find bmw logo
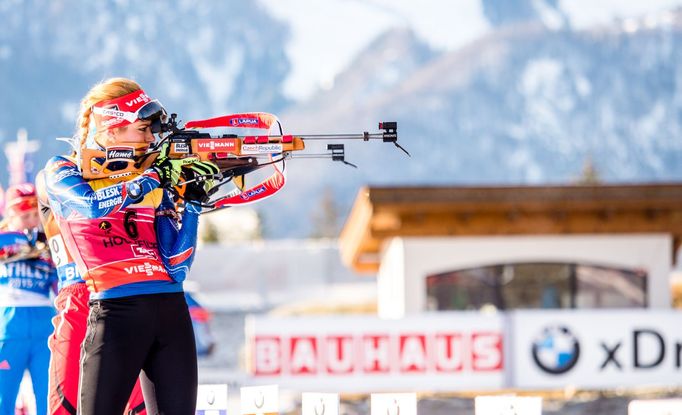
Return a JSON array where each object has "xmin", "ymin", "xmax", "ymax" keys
[
  {"xmin": 127, "ymin": 182, "xmax": 143, "ymax": 200},
  {"xmin": 532, "ymin": 325, "xmax": 580, "ymax": 374}
]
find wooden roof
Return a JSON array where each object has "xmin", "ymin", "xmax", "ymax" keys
[{"xmin": 339, "ymin": 183, "xmax": 682, "ymax": 273}]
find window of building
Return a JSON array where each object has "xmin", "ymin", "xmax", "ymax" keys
[{"xmin": 425, "ymin": 262, "xmax": 647, "ymax": 311}]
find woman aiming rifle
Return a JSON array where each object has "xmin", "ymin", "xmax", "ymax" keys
[
  {"xmin": 43, "ymin": 78, "xmax": 217, "ymax": 415},
  {"xmin": 36, "ymin": 170, "xmax": 147, "ymax": 415}
]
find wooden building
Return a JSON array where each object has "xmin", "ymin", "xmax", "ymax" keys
[{"xmin": 339, "ymin": 183, "xmax": 682, "ymax": 317}]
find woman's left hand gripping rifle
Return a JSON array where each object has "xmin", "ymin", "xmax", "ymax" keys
[{"xmin": 153, "ymin": 142, "xmax": 220, "ymax": 282}]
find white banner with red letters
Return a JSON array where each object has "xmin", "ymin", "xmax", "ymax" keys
[
  {"xmin": 245, "ymin": 312, "xmax": 504, "ymax": 392},
  {"xmin": 246, "ymin": 310, "xmax": 682, "ymax": 392}
]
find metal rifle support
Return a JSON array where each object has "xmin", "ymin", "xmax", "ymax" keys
[
  {"xmin": 379, "ymin": 121, "xmax": 409, "ymax": 156},
  {"xmin": 327, "ymin": 144, "xmax": 357, "ymax": 168},
  {"xmin": 295, "ymin": 121, "xmax": 407, "ymax": 166}
]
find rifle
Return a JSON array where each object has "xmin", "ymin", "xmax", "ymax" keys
[{"xmin": 81, "ymin": 112, "xmax": 406, "ymax": 210}]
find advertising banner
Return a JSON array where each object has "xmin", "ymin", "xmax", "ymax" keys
[
  {"xmin": 510, "ymin": 310, "xmax": 682, "ymax": 389},
  {"xmin": 246, "ymin": 312, "xmax": 505, "ymax": 392},
  {"xmin": 247, "ymin": 310, "xmax": 682, "ymax": 391}
]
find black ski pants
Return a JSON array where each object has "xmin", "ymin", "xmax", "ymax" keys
[{"xmin": 78, "ymin": 292, "xmax": 197, "ymax": 415}]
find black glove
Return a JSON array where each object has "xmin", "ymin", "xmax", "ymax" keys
[
  {"xmin": 183, "ymin": 181, "xmax": 211, "ymax": 204},
  {"xmin": 182, "ymin": 163, "xmax": 220, "ymax": 204}
]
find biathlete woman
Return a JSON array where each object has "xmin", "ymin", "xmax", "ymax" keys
[
  {"xmin": 43, "ymin": 78, "xmax": 217, "ymax": 415},
  {"xmin": 0, "ymin": 184, "xmax": 57, "ymax": 415},
  {"xmin": 35, "ymin": 171, "xmax": 147, "ymax": 415}
]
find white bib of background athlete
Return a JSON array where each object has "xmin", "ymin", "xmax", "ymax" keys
[{"xmin": 48, "ymin": 235, "xmax": 69, "ymax": 267}]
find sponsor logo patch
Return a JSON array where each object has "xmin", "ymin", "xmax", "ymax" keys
[
  {"xmin": 196, "ymin": 139, "xmax": 237, "ymax": 152},
  {"xmin": 127, "ymin": 182, "xmax": 143, "ymax": 199},
  {"xmin": 124, "ymin": 262, "xmax": 167, "ymax": 277},
  {"xmin": 131, "ymin": 245, "xmax": 158, "ymax": 260},
  {"xmin": 99, "ymin": 221, "xmax": 112, "ymax": 233},
  {"xmin": 173, "ymin": 142, "xmax": 190, "ymax": 153},
  {"xmin": 125, "ymin": 93, "xmax": 151, "ymax": 107},
  {"xmin": 240, "ymin": 185, "xmax": 267, "ymax": 201},
  {"xmin": 94, "ymin": 187, "xmax": 121, "ymax": 201},
  {"xmin": 98, "ymin": 107, "xmax": 125, "ymax": 118},
  {"xmin": 52, "ymin": 168, "xmax": 80, "ymax": 182},
  {"xmin": 229, "ymin": 117, "xmax": 259, "ymax": 126},
  {"xmin": 241, "ymin": 144, "xmax": 283, "ymax": 155},
  {"xmin": 98, "ymin": 196, "xmax": 122, "ymax": 209},
  {"xmin": 106, "ymin": 147, "xmax": 135, "ymax": 160}
]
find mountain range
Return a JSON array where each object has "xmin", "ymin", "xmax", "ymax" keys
[{"xmin": 1, "ymin": 1, "xmax": 681, "ymax": 237}]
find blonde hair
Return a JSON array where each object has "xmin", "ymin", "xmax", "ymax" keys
[{"xmin": 76, "ymin": 77, "xmax": 142, "ymax": 149}]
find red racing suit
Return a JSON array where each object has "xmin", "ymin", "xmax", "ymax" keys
[
  {"xmin": 37, "ymin": 169, "xmax": 147, "ymax": 415},
  {"xmin": 43, "ymin": 155, "xmax": 198, "ymax": 299},
  {"xmin": 43, "ymin": 153, "xmax": 200, "ymax": 415}
]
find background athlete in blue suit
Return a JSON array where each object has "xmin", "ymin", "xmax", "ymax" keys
[{"xmin": 0, "ymin": 184, "xmax": 57, "ymax": 415}]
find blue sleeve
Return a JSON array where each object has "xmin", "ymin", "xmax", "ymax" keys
[
  {"xmin": 0, "ymin": 231, "xmax": 32, "ymax": 262},
  {"xmin": 44, "ymin": 156, "xmax": 162, "ymax": 219},
  {"xmin": 155, "ymin": 191, "xmax": 202, "ymax": 282},
  {"xmin": 184, "ymin": 292, "xmax": 200, "ymax": 307}
]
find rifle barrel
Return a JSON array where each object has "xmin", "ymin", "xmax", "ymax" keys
[
  {"xmin": 296, "ymin": 133, "xmax": 384, "ymax": 140},
  {"xmin": 290, "ymin": 154, "xmax": 334, "ymax": 158}
]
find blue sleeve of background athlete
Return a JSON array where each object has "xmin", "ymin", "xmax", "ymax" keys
[
  {"xmin": 44, "ymin": 156, "xmax": 162, "ymax": 219},
  {"xmin": 0, "ymin": 232, "xmax": 29, "ymax": 250},
  {"xmin": 0, "ymin": 231, "xmax": 32, "ymax": 262},
  {"xmin": 155, "ymin": 191, "xmax": 201, "ymax": 282}
]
